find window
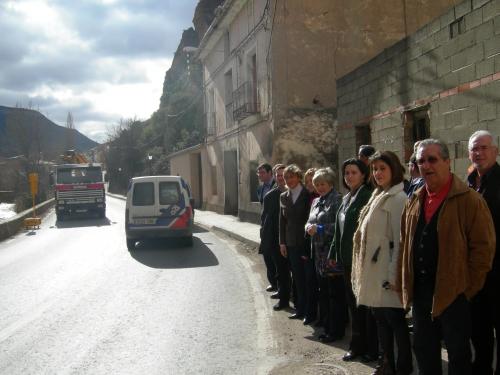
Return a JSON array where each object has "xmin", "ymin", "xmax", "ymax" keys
[
  {"xmin": 355, "ymin": 124, "xmax": 372, "ymax": 150},
  {"xmin": 450, "ymin": 17, "xmax": 465, "ymax": 39},
  {"xmin": 211, "ymin": 166, "xmax": 218, "ymax": 195},
  {"xmin": 249, "ymin": 160, "xmax": 259, "ymax": 202},
  {"xmin": 159, "ymin": 181, "xmax": 181, "ymax": 205},
  {"xmin": 224, "ymin": 70, "xmax": 233, "ymax": 128},
  {"xmin": 224, "ymin": 31, "xmax": 230, "ymax": 59},
  {"xmin": 207, "ymin": 88, "xmax": 216, "ymax": 135},
  {"xmin": 133, "ymin": 182, "xmax": 154, "ymax": 206},
  {"xmin": 404, "ymin": 108, "xmax": 430, "ymax": 162}
]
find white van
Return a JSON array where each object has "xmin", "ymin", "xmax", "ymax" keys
[{"xmin": 125, "ymin": 176, "xmax": 194, "ymax": 250}]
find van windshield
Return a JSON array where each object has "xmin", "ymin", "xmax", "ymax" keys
[
  {"xmin": 159, "ymin": 182, "xmax": 181, "ymax": 205},
  {"xmin": 132, "ymin": 182, "xmax": 154, "ymax": 206}
]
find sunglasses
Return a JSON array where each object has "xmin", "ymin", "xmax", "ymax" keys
[{"xmin": 416, "ymin": 156, "xmax": 440, "ymax": 165}]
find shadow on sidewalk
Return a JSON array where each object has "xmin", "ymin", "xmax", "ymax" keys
[{"xmin": 128, "ymin": 236, "xmax": 219, "ymax": 269}]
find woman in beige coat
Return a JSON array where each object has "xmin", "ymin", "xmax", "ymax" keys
[{"xmin": 352, "ymin": 151, "xmax": 412, "ymax": 375}]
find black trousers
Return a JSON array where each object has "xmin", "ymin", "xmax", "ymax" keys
[
  {"xmin": 288, "ymin": 247, "xmax": 306, "ymax": 316},
  {"xmin": 344, "ymin": 271, "xmax": 378, "ymax": 356},
  {"xmin": 471, "ymin": 276, "xmax": 499, "ymax": 375},
  {"xmin": 303, "ymin": 257, "xmax": 318, "ymax": 320},
  {"xmin": 262, "ymin": 252, "xmax": 277, "ymax": 288},
  {"xmin": 319, "ymin": 275, "xmax": 347, "ymax": 338},
  {"xmin": 413, "ymin": 289, "xmax": 472, "ymax": 375},
  {"xmin": 270, "ymin": 246, "xmax": 291, "ymax": 304},
  {"xmin": 372, "ymin": 307, "xmax": 413, "ymax": 374}
]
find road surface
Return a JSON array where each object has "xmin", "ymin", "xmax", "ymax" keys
[{"xmin": 0, "ymin": 196, "xmax": 278, "ymax": 374}]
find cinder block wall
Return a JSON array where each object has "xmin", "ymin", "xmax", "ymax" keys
[{"xmin": 337, "ymin": 0, "xmax": 500, "ymax": 183}]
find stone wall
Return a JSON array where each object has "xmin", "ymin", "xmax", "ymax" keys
[
  {"xmin": 337, "ymin": 0, "xmax": 500, "ymax": 181},
  {"xmin": 273, "ymin": 109, "xmax": 339, "ymax": 186}
]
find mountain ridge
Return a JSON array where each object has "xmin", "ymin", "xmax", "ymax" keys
[{"xmin": 0, "ymin": 105, "xmax": 98, "ymax": 161}]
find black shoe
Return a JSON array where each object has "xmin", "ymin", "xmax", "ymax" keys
[
  {"xmin": 361, "ymin": 354, "xmax": 378, "ymax": 363},
  {"xmin": 318, "ymin": 333, "xmax": 338, "ymax": 343},
  {"xmin": 303, "ymin": 317, "xmax": 316, "ymax": 325},
  {"xmin": 266, "ymin": 285, "xmax": 277, "ymax": 292},
  {"xmin": 288, "ymin": 313, "xmax": 304, "ymax": 320},
  {"xmin": 273, "ymin": 302, "xmax": 288, "ymax": 311},
  {"xmin": 342, "ymin": 351, "xmax": 359, "ymax": 362},
  {"xmin": 270, "ymin": 292, "xmax": 280, "ymax": 299}
]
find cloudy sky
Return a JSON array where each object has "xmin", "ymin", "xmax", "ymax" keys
[{"xmin": 0, "ymin": 0, "xmax": 199, "ymax": 143}]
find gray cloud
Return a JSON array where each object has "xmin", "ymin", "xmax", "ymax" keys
[{"xmin": 0, "ymin": 0, "xmax": 198, "ymax": 143}]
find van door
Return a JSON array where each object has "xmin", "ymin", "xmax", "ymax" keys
[
  {"xmin": 130, "ymin": 181, "xmax": 156, "ymax": 224},
  {"xmin": 156, "ymin": 180, "xmax": 185, "ymax": 226}
]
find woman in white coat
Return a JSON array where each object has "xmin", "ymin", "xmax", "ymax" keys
[{"xmin": 352, "ymin": 151, "xmax": 412, "ymax": 375}]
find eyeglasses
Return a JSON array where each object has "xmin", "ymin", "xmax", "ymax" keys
[
  {"xmin": 416, "ymin": 156, "xmax": 440, "ymax": 165},
  {"xmin": 469, "ymin": 145, "xmax": 491, "ymax": 153}
]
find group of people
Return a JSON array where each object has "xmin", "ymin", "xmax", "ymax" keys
[{"xmin": 257, "ymin": 130, "xmax": 498, "ymax": 375}]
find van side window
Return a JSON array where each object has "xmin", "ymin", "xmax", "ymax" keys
[
  {"xmin": 133, "ymin": 182, "xmax": 155, "ymax": 206},
  {"xmin": 159, "ymin": 182, "xmax": 181, "ymax": 205}
]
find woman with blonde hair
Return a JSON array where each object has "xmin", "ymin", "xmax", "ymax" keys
[{"xmin": 351, "ymin": 151, "xmax": 412, "ymax": 375}]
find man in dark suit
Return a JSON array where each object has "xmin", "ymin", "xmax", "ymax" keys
[
  {"xmin": 257, "ymin": 162, "xmax": 277, "ymax": 292},
  {"xmin": 279, "ymin": 164, "xmax": 311, "ymax": 319},
  {"xmin": 467, "ymin": 130, "xmax": 500, "ymax": 375},
  {"xmin": 257, "ymin": 163, "xmax": 275, "ymax": 204},
  {"xmin": 260, "ymin": 164, "xmax": 290, "ymax": 309}
]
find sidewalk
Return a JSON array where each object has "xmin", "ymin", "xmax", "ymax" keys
[{"xmin": 194, "ymin": 209, "xmax": 260, "ymax": 249}]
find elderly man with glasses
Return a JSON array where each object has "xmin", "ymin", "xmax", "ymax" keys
[
  {"xmin": 397, "ymin": 138, "xmax": 496, "ymax": 375},
  {"xmin": 467, "ymin": 130, "xmax": 500, "ymax": 375}
]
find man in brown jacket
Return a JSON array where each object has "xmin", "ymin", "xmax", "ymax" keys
[{"xmin": 397, "ymin": 138, "xmax": 496, "ymax": 375}]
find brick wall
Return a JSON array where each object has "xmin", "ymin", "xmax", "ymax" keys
[{"xmin": 336, "ymin": 0, "xmax": 500, "ymax": 181}]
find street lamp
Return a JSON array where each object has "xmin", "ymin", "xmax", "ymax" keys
[{"xmin": 148, "ymin": 155, "xmax": 152, "ymax": 176}]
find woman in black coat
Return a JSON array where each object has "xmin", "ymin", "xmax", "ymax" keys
[{"xmin": 328, "ymin": 159, "xmax": 378, "ymax": 363}]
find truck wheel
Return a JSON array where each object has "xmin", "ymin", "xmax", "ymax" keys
[
  {"xmin": 99, "ymin": 209, "xmax": 106, "ymax": 219},
  {"xmin": 126, "ymin": 239, "xmax": 136, "ymax": 251}
]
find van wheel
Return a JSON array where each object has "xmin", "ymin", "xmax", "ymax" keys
[
  {"xmin": 126, "ymin": 238, "xmax": 136, "ymax": 251},
  {"xmin": 182, "ymin": 236, "xmax": 193, "ymax": 247}
]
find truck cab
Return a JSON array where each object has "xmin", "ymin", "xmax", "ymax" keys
[{"xmin": 54, "ymin": 164, "xmax": 106, "ymax": 220}]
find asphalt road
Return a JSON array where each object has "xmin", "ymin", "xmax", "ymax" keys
[{"xmin": 0, "ymin": 196, "xmax": 277, "ymax": 374}]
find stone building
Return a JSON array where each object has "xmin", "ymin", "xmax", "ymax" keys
[
  {"xmin": 169, "ymin": 0, "xmax": 463, "ymax": 222},
  {"xmin": 336, "ymin": 0, "xmax": 500, "ymax": 183}
]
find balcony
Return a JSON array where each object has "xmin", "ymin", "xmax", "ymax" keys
[
  {"xmin": 206, "ymin": 112, "xmax": 216, "ymax": 136},
  {"xmin": 232, "ymin": 81, "xmax": 259, "ymax": 121}
]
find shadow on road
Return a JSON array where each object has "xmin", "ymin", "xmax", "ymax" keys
[
  {"xmin": 53, "ymin": 216, "xmax": 112, "ymax": 229},
  {"xmin": 128, "ymin": 236, "xmax": 219, "ymax": 269},
  {"xmin": 192, "ymin": 224, "xmax": 209, "ymax": 233}
]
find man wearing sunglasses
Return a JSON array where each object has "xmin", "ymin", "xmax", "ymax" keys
[
  {"xmin": 397, "ymin": 138, "xmax": 496, "ymax": 375},
  {"xmin": 467, "ymin": 130, "xmax": 500, "ymax": 375}
]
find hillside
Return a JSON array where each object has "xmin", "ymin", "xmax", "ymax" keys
[{"xmin": 0, "ymin": 106, "xmax": 98, "ymax": 161}]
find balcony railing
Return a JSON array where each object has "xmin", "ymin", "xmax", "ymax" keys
[
  {"xmin": 225, "ymin": 102, "xmax": 234, "ymax": 128},
  {"xmin": 206, "ymin": 112, "xmax": 216, "ymax": 136},
  {"xmin": 232, "ymin": 81, "xmax": 259, "ymax": 121}
]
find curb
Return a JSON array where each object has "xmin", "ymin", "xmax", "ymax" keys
[
  {"xmin": 106, "ymin": 192, "xmax": 126, "ymax": 201},
  {"xmin": 195, "ymin": 221, "xmax": 260, "ymax": 249},
  {"xmin": 0, "ymin": 198, "xmax": 55, "ymax": 241}
]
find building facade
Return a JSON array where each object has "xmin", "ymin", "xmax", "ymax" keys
[
  {"xmin": 336, "ymin": 0, "xmax": 500, "ymax": 183},
  {"xmin": 172, "ymin": 0, "xmax": 464, "ymax": 222}
]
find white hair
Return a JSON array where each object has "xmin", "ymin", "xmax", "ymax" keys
[{"xmin": 469, "ymin": 130, "xmax": 497, "ymax": 150}]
